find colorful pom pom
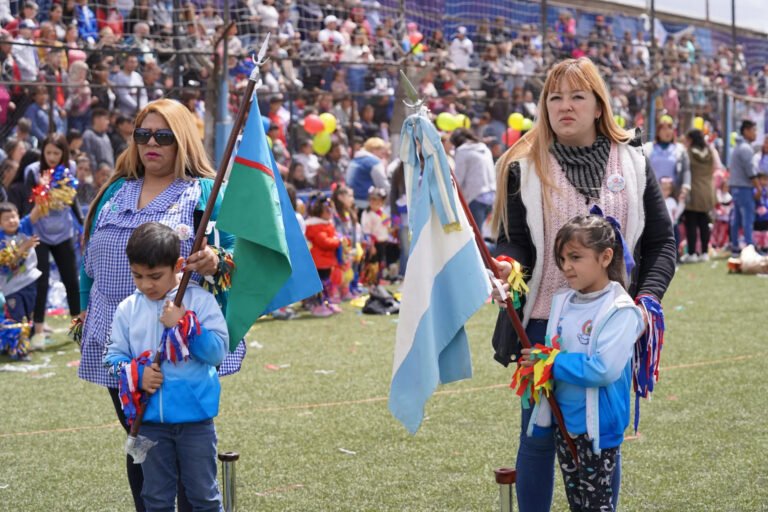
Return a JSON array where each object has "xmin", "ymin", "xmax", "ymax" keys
[
  {"xmin": 510, "ymin": 335, "xmax": 561, "ymax": 408},
  {"xmin": 30, "ymin": 164, "xmax": 79, "ymax": 216},
  {"xmin": 633, "ymin": 295, "xmax": 665, "ymax": 433},
  {"xmin": 496, "ymin": 255, "xmax": 529, "ymax": 309},
  {"xmin": 200, "ymin": 246, "xmax": 235, "ymax": 297},
  {"xmin": 0, "ymin": 319, "xmax": 31, "ymax": 359},
  {"xmin": 118, "ymin": 350, "xmax": 152, "ymax": 426},
  {"xmin": 159, "ymin": 310, "xmax": 200, "ymax": 363},
  {"xmin": 68, "ymin": 317, "xmax": 83, "ymax": 347}
]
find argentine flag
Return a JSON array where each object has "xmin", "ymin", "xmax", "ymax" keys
[{"xmin": 388, "ymin": 114, "xmax": 492, "ymax": 434}]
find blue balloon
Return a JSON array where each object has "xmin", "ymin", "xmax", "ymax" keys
[{"xmin": 262, "ymin": 117, "xmax": 271, "ymax": 133}]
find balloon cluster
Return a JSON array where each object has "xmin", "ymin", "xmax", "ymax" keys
[
  {"xmin": 303, "ymin": 113, "xmax": 338, "ymax": 156},
  {"xmin": 31, "ymin": 164, "xmax": 79, "ymax": 216},
  {"xmin": 503, "ymin": 113, "xmax": 533, "ymax": 146},
  {"xmin": 435, "ymin": 112, "xmax": 471, "ymax": 132}
]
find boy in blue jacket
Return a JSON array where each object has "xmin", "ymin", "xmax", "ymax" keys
[{"xmin": 104, "ymin": 222, "xmax": 227, "ymax": 511}]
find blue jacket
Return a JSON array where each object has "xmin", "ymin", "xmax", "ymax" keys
[
  {"xmin": 347, "ymin": 153, "xmax": 380, "ymax": 201},
  {"xmin": 529, "ymin": 282, "xmax": 643, "ymax": 453},
  {"xmin": 103, "ymin": 283, "xmax": 228, "ymax": 424}
]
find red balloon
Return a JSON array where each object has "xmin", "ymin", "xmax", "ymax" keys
[
  {"xmin": 409, "ymin": 32, "xmax": 423, "ymax": 46},
  {"xmin": 303, "ymin": 114, "xmax": 325, "ymax": 135},
  {"xmin": 504, "ymin": 128, "xmax": 521, "ymax": 146}
]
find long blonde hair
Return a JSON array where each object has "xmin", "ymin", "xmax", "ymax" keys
[
  {"xmin": 84, "ymin": 99, "xmax": 216, "ymax": 240},
  {"xmin": 491, "ymin": 58, "xmax": 633, "ymax": 240}
]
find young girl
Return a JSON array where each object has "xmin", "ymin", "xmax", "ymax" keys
[
  {"xmin": 360, "ymin": 187, "xmax": 393, "ymax": 286},
  {"xmin": 332, "ymin": 185, "xmax": 363, "ymax": 301},
  {"xmin": 522, "ymin": 213, "xmax": 643, "ymax": 512},
  {"xmin": 304, "ymin": 194, "xmax": 342, "ymax": 317}
]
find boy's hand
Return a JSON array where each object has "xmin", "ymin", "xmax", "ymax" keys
[
  {"xmin": 141, "ymin": 362, "xmax": 163, "ymax": 394},
  {"xmin": 160, "ymin": 300, "xmax": 185, "ymax": 328},
  {"xmin": 519, "ymin": 348, "xmax": 535, "ymax": 368},
  {"xmin": 19, "ymin": 235, "xmax": 40, "ymax": 253}
]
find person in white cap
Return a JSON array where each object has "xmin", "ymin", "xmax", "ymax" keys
[
  {"xmin": 319, "ymin": 14, "xmax": 344, "ymax": 47},
  {"xmin": 449, "ymin": 25, "xmax": 473, "ymax": 70}
]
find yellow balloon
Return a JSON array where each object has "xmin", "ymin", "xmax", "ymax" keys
[
  {"xmin": 693, "ymin": 116, "xmax": 704, "ymax": 130},
  {"xmin": 436, "ymin": 112, "xmax": 457, "ymax": 132},
  {"xmin": 319, "ymin": 112, "xmax": 337, "ymax": 134},
  {"xmin": 613, "ymin": 115, "xmax": 626, "ymax": 128},
  {"xmin": 454, "ymin": 113, "xmax": 470, "ymax": 129},
  {"xmin": 312, "ymin": 132, "xmax": 332, "ymax": 156},
  {"xmin": 267, "ymin": 135, "xmax": 273, "ymax": 148},
  {"xmin": 730, "ymin": 131, "xmax": 738, "ymax": 147},
  {"xmin": 659, "ymin": 114, "xmax": 674, "ymax": 126},
  {"xmin": 508, "ymin": 112, "xmax": 524, "ymax": 131},
  {"xmin": 522, "ymin": 118, "xmax": 533, "ymax": 132}
]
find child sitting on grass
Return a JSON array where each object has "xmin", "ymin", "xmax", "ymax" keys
[
  {"xmin": 0, "ymin": 202, "xmax": 41, "ymax": 359},
  {"xmin": 103, "ymin": 222, "xmax": 227, "ymax": 510}
]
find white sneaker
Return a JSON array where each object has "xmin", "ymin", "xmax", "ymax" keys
[
  {"xmin": 680, "ymin": 254, "xmax": 699, "ymax": 263},
  {"xmin": 699, "ymin": 253, "xmax": 710, "ymax": 262},
  {"xmin": 29, "ymin": 333, "xmax": 47, "ymax": 351}
]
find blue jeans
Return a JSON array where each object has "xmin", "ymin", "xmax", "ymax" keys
[
  {"xmin": 140, "ymin": 420, "xmax": 222, "ymax": 512},
  {"xmin": 4, "ymin": 281, "xmax": 36, "ymax": 322},
  {"xmin": 468, "ymin": 200, "xmax": 493, "ymax": 230},
  {"xmin": 516, "ymin": 320, "xmax": 622, "ymax": 511},
  {"xmin": 730, "ymin": 186, "xmax": 756, "ymax": 252}
]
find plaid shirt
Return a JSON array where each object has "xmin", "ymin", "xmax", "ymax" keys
[{"xmin": 78, "ymin": 178, "xmax": 245, "ymax": 388}]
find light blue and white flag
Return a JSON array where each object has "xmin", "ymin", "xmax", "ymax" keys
[{"xmin": 388, "ymin": 114, "xmax": 492, "ymax": 434}]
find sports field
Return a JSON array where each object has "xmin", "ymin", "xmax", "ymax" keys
[{"xmin": 1, "ymin": 261, "xmax": 766, "ymax": 511}]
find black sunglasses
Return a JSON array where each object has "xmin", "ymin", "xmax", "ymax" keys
[{"xmin": 133, "ymin": 128, "xmax": 176, "ymax": 146}]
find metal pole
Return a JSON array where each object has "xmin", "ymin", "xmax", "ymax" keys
[
  {"xmin": 725, "ymin": 94, "xmax": 733, "ymax": 166},
  {"xmin": 541, "ymin": 0, "xmax": 547, "ymax": 65},
  {"xmin": 173, "ymin": 0, "xmax": 182, "ymax": 90},
  {"xmin": 494, "ymin": 468, "xmax": 516, "ymax": 512},
  {"xmin": 215, "ymin": 2, "xmax": 232, "ymax": 166},
  {"xmin": 731, "ymin": 0, "xmax": 737, "ymax": 56},
  {"xmin": 47, "ymin": 85, "xmax": 54, "ymax": 134},
  {"xmin": 218, "ymin": 451, "xmax": 240, "ymax": 512},
  {"xmin": 650, "ymin": 0, "xmax": 656, "ymax": 72}
]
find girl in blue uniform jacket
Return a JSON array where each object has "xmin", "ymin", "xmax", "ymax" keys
[{"xmin": 522, "ymin": 213, "xmax": 643, "ymax": 512}]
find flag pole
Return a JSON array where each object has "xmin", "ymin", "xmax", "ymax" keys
[
  {"xmin": 398, "ymin": 70, "xmax": 579, "ymax": 464},
  {"xmin": 126, "ymin": 34, "xmax": 272, "ymax": 449}
]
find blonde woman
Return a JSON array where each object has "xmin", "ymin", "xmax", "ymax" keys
[
  {"xmin": 78, "ymin": 99, "xmax": 245, "ymax": 512},
  {"xmin": 490, "ymin": 58, "xmax": 676, "ymax": 512}
]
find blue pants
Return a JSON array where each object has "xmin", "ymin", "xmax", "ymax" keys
[
  {"xmin": 140, "ymin": 420, "xmax": 222, "ymax": 512},
  {"xmin": 468, "ymin": 200, "xmax": 493, "ymax": 231},
  {"xmin": 516, "ymin": 320, "xmax": 622, "ymax": 512},
  {"xmin": 4, "ymin": 282, "xmax": 36, "ymax": 322},
  {"xmin": 730, "ymin": 186, "xmax": 756, "ymax": 252}
]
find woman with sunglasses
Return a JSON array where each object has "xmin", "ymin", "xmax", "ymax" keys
[
  {"xmin": 16, "ymin": 133, "xmax": 84, "ymax": 349},
  {"xmin": 77, "ymin": 99, "xmax": 246, "ymax": 512}
]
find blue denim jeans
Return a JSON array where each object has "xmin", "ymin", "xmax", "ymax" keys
[
  {"xmin": 468, "ymin": 200, "xmax": 493, "ymax": 231},
  {"xmin": 730, "ymin": 186, "xmax": 756, "ymax": 252},
  {"xmin": 516, "ymin": 320, "xmax": 622, "ymax": 511},
  {"xmin": 140, "ymin": 419, "xmax": 222, "ymax": 512}
]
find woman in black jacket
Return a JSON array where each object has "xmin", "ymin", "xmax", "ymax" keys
[{"xmin": 490, "ymin": 58, "xmax": 676, "ymax": 512}]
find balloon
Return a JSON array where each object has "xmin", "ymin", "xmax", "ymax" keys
[
  {"xmin": 613, "ymin": 115, "xmax": 626, "ymax": 128},
  {"xmin": 730, "ymin": 131, "xmax": 737, "ymax": 147},
  {"xmin": 659, "ymin": 114, "xmax": 674, "ymax": 126},
  {"xmin": 504, "ymin": 127, "xmax": 521, "ymax": 146},
  {"xmin": 303, "ymin": 114, "xmax": 324, "ymax": 135},
  {"xmin": 454, "ymin": 113, "xmax": 470, "ymax": 129},
  {"xmin": 508, "ymin": 112, "xmax": 524, "ymax": 131},
  {"xmin": 693, "ymin": 116, "xmax": 704, "ymax": 130},
  {"xmin": 319, "ymin": 112, "xmax": 337, "ymax": 134},
  {"xmin": 312, "ymin": 132, "xmax": 332, "ymax": 156},
  {"xmin": 436, "ymin": 112, "xmax": 458, "ymax": 132},
  {"xmin": 267, "ymin": 136, "xmax": 273, "ymax": 149},
  {"xmin": 409, "ymin": 32, "xmax": 423, "ymax": 46},
  {"xmin": 521, "ymin": 118, "xmax": 533, "ymax": 132},
  {"xmin": 262, "ymin": 117, "xmax": 271, "ymax": 133}
]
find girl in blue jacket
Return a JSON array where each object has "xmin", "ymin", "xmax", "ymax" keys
[
  {"xmin": 521, "ymin": 213, "xmax": 643, "ymax": 512},
  {"xmin": 104, "ymin": 222, "xmax": 227, "ymax": 511}
]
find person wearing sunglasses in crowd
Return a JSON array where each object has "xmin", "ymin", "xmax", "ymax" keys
[{"xmin": 77, "ymin": 99, "xmax": 246, "ymax": 512}]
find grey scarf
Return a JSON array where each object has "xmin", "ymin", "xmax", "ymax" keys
[{"xmin": 551, "ymin": 135, "xmax": 611, "ymax": 204}]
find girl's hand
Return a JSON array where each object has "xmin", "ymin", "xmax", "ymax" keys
[
  {"xmin": 519, "ymin": 348, "xmax": 535, "ymax": 368},
  {"xmin": 160, "ymin": 300, "xmax": 185, "ymax": 328},
  {"xmin": 141, "ymin": 363, "xmax": 163, "ymax": 394},
  {"xmin": 184, "ymin": 238, "xmax": 219, "ymax": 276}
]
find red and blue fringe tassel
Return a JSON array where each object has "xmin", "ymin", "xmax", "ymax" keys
[
  {"xmin": 159, "ymin": 311, "xmax": 200, "ymax": 363},
  {"xmin": 633, "ymin": 295, "xmax": 665, "ymax": 433},
  {"xmin": 118, "ymin": 351, "xmax": 152, "ymax": 427}
]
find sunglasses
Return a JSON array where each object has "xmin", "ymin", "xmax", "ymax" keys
[{"xmin": 133, "ymin": 128, "xmax": 176, "ymax": 146}]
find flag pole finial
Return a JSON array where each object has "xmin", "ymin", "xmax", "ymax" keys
[
  {"xmin": 399, "ymin": 69, "xmax": 427, "ymax": 116},
  {"xmin": 249, "ymin": 33, "xmax": 272, "ymax": 83}
]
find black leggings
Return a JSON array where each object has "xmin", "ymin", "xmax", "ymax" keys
[
  {"xmin": 684, "ymin": 210, "xmax": 711, "ymax": 256},
  {"xmin": 108, "ymin": 388, "xmax": 193, "ymax": 512},
  {"xmin": 33, "ymin": 238, "xmax": 80, "ymax": 323}
]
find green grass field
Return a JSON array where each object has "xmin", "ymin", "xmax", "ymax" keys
[{"xmin": 1, "ymin": 261, "xmax": 767, "ymax": 511}]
